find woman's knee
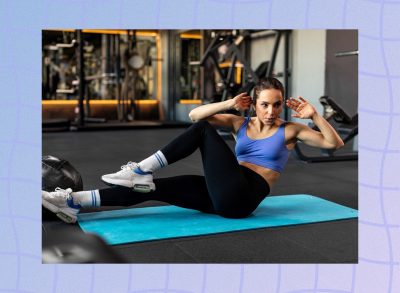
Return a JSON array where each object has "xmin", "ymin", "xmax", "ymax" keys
[
  {"xmin": 192, "ymin": 120, "xmax": 212, "ymax": 130},
  {"xmin": 188, "ymin": 120, "xmax": 216, "ymax": 138}
]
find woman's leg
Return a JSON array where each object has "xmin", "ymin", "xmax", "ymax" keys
[
  {"xmin": 42, "ymin": 175, "xmax": 215, "ymax": 225},
  {"xmin": 101, "ymin": 120, "xmax": 241, "ymax": 195},
  {"xmin": 99, "ymin": 121, "xmax": 268, "ymax": 218},
  {"xmin": 99, "ymin": 175, "xmax": 215, "ymax": 214},
  {"xmin": 161, "ymin": 120, "xmax": 264, "ymax": 218}
]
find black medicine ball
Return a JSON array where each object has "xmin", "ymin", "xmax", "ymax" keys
[
  {"xmin": 42, "ymin": 155, "xmax": 83, "ymax": 221},
  {"xmin": 42, "ymin": 155, "xmax": 83, "ymax": 192}
]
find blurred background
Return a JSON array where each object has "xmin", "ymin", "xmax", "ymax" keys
[{"xmin": 42, "ymin": 29, "xmax": 357, "ymax": 130}]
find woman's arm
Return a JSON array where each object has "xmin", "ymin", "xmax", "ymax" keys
[
  {"xmin": 286, "ymin": 97, "xmax": 344, "ymax": 149},
  {"xmin": 188, "ymin": 92, "xmax": 251, "ymax": 122},
  {"xmin": 188, "ymin": 99, "xmax": 235, "ymax": 122},
  {"xmin": 188, "ymin": 93, "xmax": 251, "ymax": 130}
]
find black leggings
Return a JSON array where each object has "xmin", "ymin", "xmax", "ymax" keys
[{"xmin": 99, "ymin": 121, "xmax": 270, "ymax": 218}]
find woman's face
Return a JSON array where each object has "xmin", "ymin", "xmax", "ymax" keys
[{"xmin": 254, "ymin": 89, "xmax": 283, "ymax": 125}]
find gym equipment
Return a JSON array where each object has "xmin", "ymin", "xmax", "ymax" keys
[
  {"xmin": 120, "ymin": 30, "xmax": 149, "ymax": 121},
  {"xmin": 42, "ymin": 30, "xmax": 108, "ymax": 129},
  {"xmin": 42, "ymin": 32, "xmax": 77, "ymax": 130},
  {"xmin": 293, "ymin": 50, "xmax": 358, "ymax": 163},
  {"xmin": 42, "ymin": 31, "xmax": 78, "ymax": 100},
  {"xmin": 75, "ymin": 30, "xmax": 107, "ymax": 126},
  {"xmin": 242, "ymin": 81, "xmax": 255, "ymax": 95},
  {"xmin": 294, "ymin": 96, "xmax": 358, "ymax": 162},
  {"xmin": 199, "ymin": 31, "xmax": 258, "ymax": 102},
  {"xmin": 78, "ymin": 194, "xmax": 357, "ymax": 245},
  {"xmin": 43, "ymin": 229, "xmax": 125, "ymax": 263},
  {"xmin": 199, "ymin": 30, "xmax": 291, "ymax": 119},
  {"xmin": 42, "ymin": 155, "xmax": 83, "ymax": 221},
  {"xmin": 42, "ymin": 155, "xmax": 83, "ymax": 191}
]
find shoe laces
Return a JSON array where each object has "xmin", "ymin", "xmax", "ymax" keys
[
  {"xmin": 119, "ymin": 161, "xmax": 138, "ymax": 173},
  {"xmin": 54, "ymin": 187, "xmax": 73, "ymax": 199}
]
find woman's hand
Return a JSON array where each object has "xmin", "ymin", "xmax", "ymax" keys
[
  {"xmin": 286, "ymin": 97, "xmax": 317, "ymax": 119},
  {"xmin": 232, "ymin": 92, "xmax": 252, "ymax": 111}
]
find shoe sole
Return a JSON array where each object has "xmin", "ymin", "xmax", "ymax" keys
[
  {"xmin": 101, "ymin": 178, "xmax": 116, "ymax": 187},
  {"xmin": 132, "ymin": 184, "xmax": 155, "ymax": 193},
  {"xmin": 101, "ymin": 177, "xmax": 155, "ymax": 193},
  {"xmin": 42, "ymin": 199, "xmax": 77, "ymax": 224}
]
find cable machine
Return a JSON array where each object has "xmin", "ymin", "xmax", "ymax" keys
[{"xmin": 293, "ymin": 50, "xmax": 358, "ymax": 162}]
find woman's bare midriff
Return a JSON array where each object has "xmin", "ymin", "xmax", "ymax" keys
[{"xmin": 239, "ymin": 161, "xmax": 281, "ymax": 187}]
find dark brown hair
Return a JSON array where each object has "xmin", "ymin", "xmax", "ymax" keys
[{"xmin": 253, "ymin": 77, "xmax": 285, "ymax": 104}]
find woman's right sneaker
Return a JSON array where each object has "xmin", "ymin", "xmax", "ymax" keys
[
  {"xmin": 42, "ymin": 187, "xmax": 81, "ymax": 224},
  {"xmin": 101, "ymin": 161, "xmax": 156, "ymax": 193}
]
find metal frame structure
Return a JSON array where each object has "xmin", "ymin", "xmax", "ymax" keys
[
  {"xmin": 293, "ymin": 51, "xmax": 359, "ymax": 163},
  {"xmin": 198, "ymin": 30, "xmax": 291, "ymax": 117}
]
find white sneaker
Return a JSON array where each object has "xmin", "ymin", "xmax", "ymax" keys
[
  {"xmin": 101, "ymin": 161, "xmax": 156, "ymax": 193},
  {"xmin": 42, "ymin": 188, "xmax": 80, "ymax": 224}
]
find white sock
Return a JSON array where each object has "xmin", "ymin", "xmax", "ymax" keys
[
  {"xmin": 137, "ymin": 150, "xmax": 168, "ymax": 173},
  {"xmin": 72, "ymin": 190, "xmax": 101, "ymax": 207}
]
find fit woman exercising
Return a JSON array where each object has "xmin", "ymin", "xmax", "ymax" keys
[{"xmin": 42, "ymin": 77, "xmax": 344, "ymax": 223}]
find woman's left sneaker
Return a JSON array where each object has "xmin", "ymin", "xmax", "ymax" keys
[
  {"xmin": 42, "ymin": 187, "xmax": 81, "ymax": 224},
  {"xmin": 101, "ymin": 161, "xmax": 155, "ymax": 193}
]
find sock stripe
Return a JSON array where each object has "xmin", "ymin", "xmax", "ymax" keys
[
  {"xmin": 154, "ymin": 153, "xmax": 163, "ymax": 167},
  {"xmin": 92, "ymin": 190, "xmax": 97, "ymax": 207},
  {"xmin": 157, "ymin": 151, "xmax": 168, "ymax": 166},
  {"xmin": 155, "ymin": 153, "xmax": 164, "ymax": 167},
  {"xmin": 91, "ymin": 190, "xmax": 95, "ymax": 206}
]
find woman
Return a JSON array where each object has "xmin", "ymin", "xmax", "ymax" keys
[{"xmin": 42, "ymin": 77, "xmax": 344, "ymax": 224}]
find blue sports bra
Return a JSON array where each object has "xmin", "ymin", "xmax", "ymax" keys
[{"xmin": 235, "ymin": 117, "xmax": 290, "ymax": 173}]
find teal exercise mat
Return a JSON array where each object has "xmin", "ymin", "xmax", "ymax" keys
[{"xmin": 77, "ymin": 194, "xmax": 358, "ymax": 245}]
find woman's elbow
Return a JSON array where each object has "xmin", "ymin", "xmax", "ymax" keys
[
  {"xmin": 324, "ymin": 139, "xmax": 344, "ymax": 150},
  {"xmin": 189, "ymin": 109, "xmax": 207, "ymax": 122},
  {"xmin": 335, "ymin": 139, "xmax": 345, "ymax": 149},
  {"xmin": 188, "ymin": 111, "xmax": 197, "ymax": 122}
]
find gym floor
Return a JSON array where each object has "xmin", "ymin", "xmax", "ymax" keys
[{"xmin": 42, "ymin": 127, "xmax": 358, "ymax": 263}]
